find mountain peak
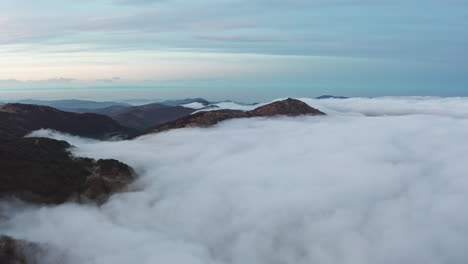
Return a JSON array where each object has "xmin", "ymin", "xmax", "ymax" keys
[
  {"xmin": 248, "ymin": 98, "xmax": 325, "ymax": 117},
  {"xmin": 141, "ymin": 98, "xmax": 325, "ymax": 135}
]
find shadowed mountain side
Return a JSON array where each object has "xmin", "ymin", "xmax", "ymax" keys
[
  {"xmin": 0, "ymin": 104, "xmax": 132, "ymax": 140},
  {"xmin": 72, "ymin": 105, "xmax": 132, "ymax": 116},
  {"xmin": 111, "ymin": 104, "xmax": 196, "ymax": 129},
  {"xmin": 0, "ymin": 137, "xmax": 135, "ymax": 204},
  {"xmin": 74, "ymin": 103, "xmax": 196, "ymax": 130},
  {"xmin": 140, "ymin": 98, "xmax": 325, "ymax": 136},
  {"xmin": 142, "ymin": 109, "xmax": 244, "ymax": 135}
]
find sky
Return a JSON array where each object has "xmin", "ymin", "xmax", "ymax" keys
[{"xmin": 0, "ymin": 0, "xmax": 467, "ymax": 101}]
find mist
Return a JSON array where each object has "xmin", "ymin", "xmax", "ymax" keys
[{"xmin": 3, "ymin": 97, "xmax": 468, "ymax": 263}]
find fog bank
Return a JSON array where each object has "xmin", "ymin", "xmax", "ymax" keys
[
  {"xmin": 3, "ymin": 97, "xmax": 468, "ymax": 263},
  {"xmin": 208, "ymin": 97, "xmax": 468, "ymax": 119}
]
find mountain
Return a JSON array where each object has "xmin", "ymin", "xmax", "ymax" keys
[
  {"xmin": 120, "ymin": 99, "xmax": 159, "ymax": 105},
  {"xmin": 73, "ymin": 104, "xmax": 133, "ymax": 116},
  {"xmin": 248, "ymin": 98, "xmax": 325, "ymax": 116},
  {"xmin": 141, "ymin": 98, "xmax": 325, "ymax": 135},
  {"xmin": 316, "ymin": 95, "xmax": 349, "ymax": 99},
  {"xmin": 14, "ymin": 99, "xmax": 129, "ymax": 111},
  {"xmin": 0, "ymin": 137, "xmax": 136, "ymax": 263},
  {"xmin": 158, "ymin": 98, "xmax": 210, "ymax": 106},
  {"xmin": 75, "ymin": 103, "xmax": 197, "ymax": 130},
  {"xmin": 0, "ymin": 104, "xmax": 137, "ymax": 261},
  {"xmin": 0, "ymin": 137, "xmax": 134, "ymax": 204},
  {"xmin": 110, "ymin": 103, "xmax": 196, "ymax": 129},
  {"xmin": 0, "ymin": 103, "xmax": 131, "ymax": 139}
]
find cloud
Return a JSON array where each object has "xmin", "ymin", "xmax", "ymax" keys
[
  {"xmin": 1, "ymin": 0, "xmax": 467, "ymax": 94},
  {"xmin": 2, "ymin": 0, "xmax": 467, "ymax": 61},
  {"xmin": 95, "ymin": 78, "xmax": 116, "ymax": 84},
  {"xmin": 0, "ymin": 78, "xmax": 77, "ymax": 88},
  {"xmin": 115, "ymin": 0, "xmax": 168, "ymax": 4},
  {"xmin": 195, "ymin": 97, "xmax": 468, "ymax": 119},
  {"xmin": 3, "ymin": 97, "xmax": 468, "ymax": 263},
  {"xmin": 299, "ymin": 97, "xmax": 468, "ymax": 118},
  {"xmin": 193, "ymin": 35, "xmax": 291, "ymax": 42}
]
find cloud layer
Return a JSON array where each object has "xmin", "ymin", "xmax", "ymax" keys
[
  {"xmin": 2, "ymin": 97, "xmax": 468, "ymax": 263},
  {"xmin": 203, "ymin": 96, "xmax": 468, "ymax": 118}
]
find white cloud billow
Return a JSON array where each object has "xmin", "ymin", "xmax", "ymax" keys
[
  {"xmin": 3, "ymin": 97, "xmax": 468, "ymax": 263},
  {"xmin": 300, "ymin": 97, "xmax": 468, "ymax": 118}
]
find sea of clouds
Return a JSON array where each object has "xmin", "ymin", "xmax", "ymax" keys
[
  {"xmin": 2, "ymin": 97, "xmax": 468, "ymax": 263},
  {"xmin": 208, "ymin": 96, "xmax": 468, "ymax": 118}
]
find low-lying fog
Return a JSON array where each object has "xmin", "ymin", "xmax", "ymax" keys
[{"xmin": 3, "ymin": 97, "xmax": 468, "ymax": 264}]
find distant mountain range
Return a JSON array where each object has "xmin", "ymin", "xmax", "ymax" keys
[
  {"xmin": 315, "ymin": 95, "xmax": 349, "ymax": 99},
  {"xmin": 74, "ymin": 104, "xmax": 132, "ymax": 116},
  {"xmin": 1, "ymin": 97, "xmax": 345, "ymax": 131},
  {"xmin": 106, "ymin": 103, "xmax": 196, "ymax": 130},
  {"xmin": 0, "ymin": 98, "xmax": 329, "ymax": 140},
  {"xmin": 71, "ymin": 103, "xmax": 196, "ymax": 129},
  {"xmin": 0, "ymin": 96, "xmax": 348, "ymax": 110},
  {"xmin": 120, "ymin": 98, "xmax": 210, "ymax": 106},
  {"xmin": 158, "ymin": 98, "xmax": 210, "ymax": 106},
  {"xmin": 0, "ymin": 99, "xmax": 214, "ymax": 130}
]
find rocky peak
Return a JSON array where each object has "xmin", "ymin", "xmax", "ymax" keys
[{"xmin": 247, "ymin": 98, "xmax": 325, "ymax": 117}]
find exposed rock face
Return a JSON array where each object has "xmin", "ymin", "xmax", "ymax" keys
[
  {"xmin": 141, "ymin": 98, "xmax": 325, "ymax": 135},
  {"xmin": 0, "ymin": 137, "xmax": 134, "ymax": 204},
  {"xmin": 0, "ymin": 103, "xmax": 131, "ymax": 140}
]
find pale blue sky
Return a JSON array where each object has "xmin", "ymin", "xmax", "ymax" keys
[{"xmin": 0, "ymin": 0, "xmax": 467, "ymax": 100}]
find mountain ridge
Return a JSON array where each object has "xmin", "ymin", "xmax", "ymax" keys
[
  {"xmin": 0, "ymin": 103, "xmax": 132, "ymax": 139},
  {"xmin": 141, "ymin": 98, "xmax": 325, "ymax": 136}
]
